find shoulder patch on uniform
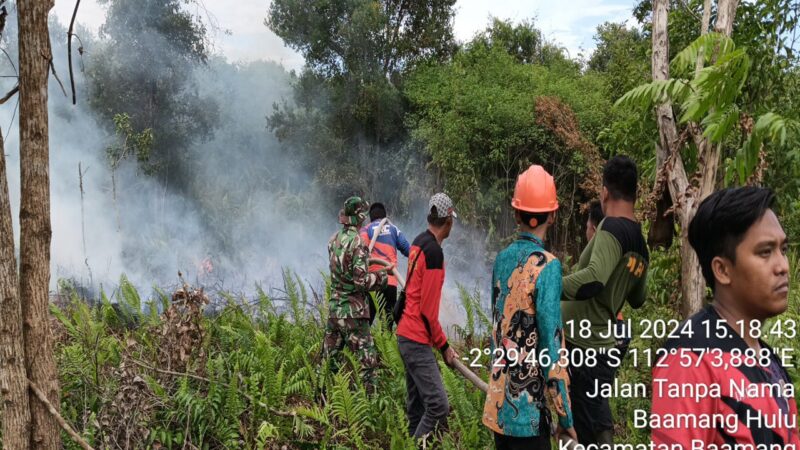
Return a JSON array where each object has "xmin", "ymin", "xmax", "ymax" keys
[{"xmin": 600, "ymin": 217, "xmax": 649, "ymax": 262}]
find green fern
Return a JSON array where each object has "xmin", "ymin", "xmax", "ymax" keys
[
  {"xmin": 256, "ymin": 421, "xmax": 279, "ymax": 448},
  {"xmin": 329, "ymin": 371, "xmax": 370, "ymax": 443},
  {"xmin": 614, "ymin": 78, "xmax": 691, "ymax": 110},
  {"xmin": 670, "ymin": 32, "xmax": 736, "ymax": 76}
]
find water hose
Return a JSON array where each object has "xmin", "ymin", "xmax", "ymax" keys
[
  {"xmin": 367, "ymin": 257, "xmax": 573, "ymax": 444},
  {"xmin": 368, "ymin": 257, "xmax": 488, "ymax": 393},
  {"xmin": 367, "ymin": 218, "xmax": 389, "ymax": 253}
]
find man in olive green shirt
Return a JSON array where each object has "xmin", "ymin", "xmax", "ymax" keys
[{"xmin": 562, "ymin": 156, "xmax": 649, "ymax": 445}]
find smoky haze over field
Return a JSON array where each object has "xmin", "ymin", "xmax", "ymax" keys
[{"xmin": 0, "ymin": 9, "xmax": 489, "ymax": 326}]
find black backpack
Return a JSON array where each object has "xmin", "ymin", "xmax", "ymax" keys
[{"xmin": 392, "ymin": 250, "xmax": 422, "ymax": 325}]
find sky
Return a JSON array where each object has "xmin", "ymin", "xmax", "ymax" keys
[{"xmin": 51, "ymin": 0, "xmax": 639, "ymax": 71}]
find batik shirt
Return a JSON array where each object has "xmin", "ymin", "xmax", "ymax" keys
[
  {"xmin": 328, "ymin": 224, "xmax": 387, "ymax": 319},
  {"xmin": 482, "ymin": 232, "xmax": 573, "ymax": 437}
]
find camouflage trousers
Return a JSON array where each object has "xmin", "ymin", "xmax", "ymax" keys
[{"xmin": 323, "ymin": 317, "xmax": 378, "ymax": 391}]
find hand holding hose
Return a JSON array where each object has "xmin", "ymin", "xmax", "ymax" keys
[{"xmin": 443, "ymin": 347, "xmax": 459, "ymax": 368}]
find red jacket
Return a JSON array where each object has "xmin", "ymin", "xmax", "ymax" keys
[
  {"xmin": 360, "ymin": 219, "xmax": 411, "ymax": 287},
  {"xmin": 652, "ymin": 306, "xmax": 800, "ymax": 447},
  {"xmin": 396, "ymin": 230, "xmax": 449, "ymax": 351}
]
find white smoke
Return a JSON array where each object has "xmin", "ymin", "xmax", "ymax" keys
[{"xmin": 0, "ymin": 8, "xmax": 490, "ymax": 329}]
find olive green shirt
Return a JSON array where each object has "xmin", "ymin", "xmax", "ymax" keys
[{"xmin": 561, "ymin": 217, "xmax": 649, "ymax": 349}]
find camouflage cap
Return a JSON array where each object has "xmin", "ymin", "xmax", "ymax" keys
[{"xmin": 343, "ymin": 196, "xmax": 368, "ymax": 226}]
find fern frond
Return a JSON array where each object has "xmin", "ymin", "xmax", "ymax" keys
[
  {"xmin": 701, "ymin": 105, "xmax": 740, "ymax": 143},
  {"xmin": 671, "ymin": 32, "xmax": 735, "ymax": 75},
  {"xmin": 615, "ymin": 79, "xmax": 690, "ymax": 110}
]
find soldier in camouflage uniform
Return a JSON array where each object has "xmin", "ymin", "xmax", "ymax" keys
[{"xmin": 324, "ymin": 196, "xmax": 390, "ymax": 393}]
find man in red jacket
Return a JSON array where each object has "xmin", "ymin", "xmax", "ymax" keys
[
  {"xmin": 396, "ymin": 192, "xmax": 460, "ymax": 443},
  {"xmin": 651, "ymin": 186, "xmax": 798, "ymax": 448}
]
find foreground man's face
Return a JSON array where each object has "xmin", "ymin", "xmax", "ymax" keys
[{"xmin": 726, "ymin": 210, "xmax": 790, "ymax": 319}]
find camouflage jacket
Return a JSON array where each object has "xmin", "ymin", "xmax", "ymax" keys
[{"xmin": 328, "ymin": 225, "xmax": 388, "ymax": 319}]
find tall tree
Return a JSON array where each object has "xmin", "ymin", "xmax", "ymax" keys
[
  {"xmin": 0, "ymin": 116, "xmax": 32, "ymax": 450},
  {"xmin": 659, "ymin": 0, "xmax": 735, "ymax": 317},
  {"xmin": 87, "ymin": 0, "xmax": 217, "ymax": 183},
  {"xmin": 266, "ymin": 0, "xmax": 457, "ymax": 208},
  {"xmin": 268, "ymin": 0, "xmax": 457, "ymax": 81},
  {"xmin": 17, "ymin": 0, "xmax": 61, "ymax": 446},
  {"xmin": 621, "ymin": 0, "xmax": 799, "ymax": 316}
]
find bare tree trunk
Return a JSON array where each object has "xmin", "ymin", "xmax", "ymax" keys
[
  {"xmin": 679, "ymin": 233, "xmax": 708, "ymax": 318},
  {"xmin": 17, "ymin": 0, "xmax": 61, "ymax": 447},
  {"xmin": 650, "ymin": 0, "xmax": 740, "ymax": 317},
  {"xmin": 715, "ymin": 0, "xmax": 739, "ymax": 36},
  {"xmin": 695, "ymin": 0, "xmax": 713, "ymax": 75},
  {"xmin": 652, "ymin": 0, "xmax": 705, "ymax": 317},
  {"xmin": 652, "ymin": 0, "xmax": 676, "ymax": 178},
  {"xmin": 648, "ymin": 0, "xmax": 678, "ymax": 249},
  {"xmin": 0, "ymin": 127, "xmax": 32, "ymax": 449}
]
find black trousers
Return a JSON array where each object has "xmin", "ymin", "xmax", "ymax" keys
[
  {"xmin": 567, "ymin": 342, "xmax": 616, "ymax": 445},
  {"xmin": 398, "ymin": 336, "xmax": 449, "ymax": 438},
  {"xmin": 494, "ymin": 432, "xmax": 551, "ymax": 450},
  {"xmin": 369, "ymin": 284, "xmax": 398, "ymax": 329}
]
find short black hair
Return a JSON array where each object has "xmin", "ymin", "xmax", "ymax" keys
[
  {"xmin": 688, "ymin": 186, "xmax": 776, "ymax": 291},
  {"xmin": 369, "ymin": 202, "xmax": 387, "ymax": 222},
  {"xmin": 588, "ymin": 200, "xmax": 604, "ymax": 226},
  {"xmin": 519, "ymin": 210, "xmax": 550, "ymax": 229},
  {"xmin": 603, "ymin": 155, "xmax": 638, "ymax": 202}
]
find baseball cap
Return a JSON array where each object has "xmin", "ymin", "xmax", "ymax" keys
[{"xmin": 429, "ymin": 193, "xmax": 457, "ymax": 219}]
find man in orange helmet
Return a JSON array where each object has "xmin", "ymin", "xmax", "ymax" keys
[
  {"xmin": 482, "ymin": 165, "xmax": 576, "ymax": 450},
  {"xmin": 561, "ymin": 156, "xmax": 649, "ymax": 445}
]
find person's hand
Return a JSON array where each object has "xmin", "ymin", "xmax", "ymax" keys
[
  {"xmin": 443, "ymin": 347, "xmax": 459, "ymax": 367},
  {"xmin": 384, "ymin": 263, "xmax": 395, "ymax": 273},
  {"xmin": 556, "ymin": 424, "xmax": 578, "ymax": 443},
  {"xmin": 548, "ymin": 383, "xmax": 566, "ymax": 417}
]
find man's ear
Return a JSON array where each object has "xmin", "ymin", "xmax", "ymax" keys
[
  {"xmin": 547, "ymin": 212, "xmax": 556, "ymax": 225},
  {"xmin": 711, "ymin": 256, "xmax": 733, "ymax": 287},
  {"xmin": 514, "ymin": 210, "xmax": 522, "ymax": 226}
]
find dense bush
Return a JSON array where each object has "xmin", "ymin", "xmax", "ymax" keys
[{"xmin": 43, "ymin": 247, "xmax": 800, "ymax": 448}]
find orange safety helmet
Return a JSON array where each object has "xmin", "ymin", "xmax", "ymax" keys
[{"xmin": 511, "ymin": 165, "xmax": 559, "ymax": 213}]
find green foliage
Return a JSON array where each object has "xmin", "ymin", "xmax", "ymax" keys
[
  {"xmin": 267, "ymin": 0, "xmax": 457, "ymax": 209},
  {"xmin": 588, "ymin": 22, "xmax": 651, "ymax": 100},
  {"xmin": 472, "ymin": 18, "xmax": 571, "ymax": 67},
  {"xmin": 615, "ymin": 33, "xmax": 748, "ymax": 128},
  {"xmin": 589, "ymin": 22, "xmax": 658, "ymax": 166},
  {"xmin": 88, "ymin": 0, "xmax": 219, "ymax": 177},
  {"xmin": 405, "ymin": 38, "xmax": 610, "ymax": 243},
  {"xmin": 267, "ymin": 0, "xmax": 457, "ymax": 79},
  {"xmin": 617, "ymin": 33, "xmax": 799, "ymax": 187},
  {"xmin": 105, "ymin": 113, "xmax": 154, "ymax": 172},
  {"xmin": 727, "ymin": 112, "xmax": 800, "ymax": 185},
  {"xmin": 51, "ymin": 269, "xmax": 501, "ymax": 448}
]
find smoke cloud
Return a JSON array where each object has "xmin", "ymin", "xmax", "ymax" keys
[{"xmin": 0, "ymin": 8, "xmax": 490, "ymax": 329}]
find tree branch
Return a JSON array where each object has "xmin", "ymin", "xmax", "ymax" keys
[
  {"xmin": 49, "ymin": 60, "xmax": 67, "ymax": 97},
  {"xmin": 0, "ymin": 84, "xmax": 18, "ymax": 104},
  {"xmin": 29, "ymin": 380, "xmax": 95, "ymax": 450},
  {"xmin": 695, "ymin": 0, "xmax": 712, "ymax": 76},
  {"xmin": 128, "ymin": 358, "xmax": 298, "ymax": 418},
  {"xmin": 678, "ymin": 0, "xmax": 702, "ymax": 22},
  {"xmin": 68, "ymin": 0, "xmax": 81, "ymax": 104}
]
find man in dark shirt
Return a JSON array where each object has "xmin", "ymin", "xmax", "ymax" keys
[
  {"xmin": 562, "ymin": 156, "xmax": 649, "ymax": 445},
  {"xmin": 652, "ymin": 186, "xmax": 798, "ymax": 447}
]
